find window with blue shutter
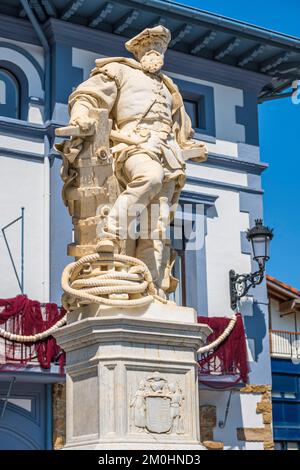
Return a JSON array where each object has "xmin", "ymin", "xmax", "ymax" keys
[
  {"xmin": 173, "ymin": 78, "xmax": 216, "ymax": 137},
  {"xmin": 0, "ymin": 69, "xmax": 20, "ymax": 119}
]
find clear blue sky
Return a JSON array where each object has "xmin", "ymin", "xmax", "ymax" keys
[{"xmin": 172, "ymin": 0, "xmax": 300, "ymax": 289}]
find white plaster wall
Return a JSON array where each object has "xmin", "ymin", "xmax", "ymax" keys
[
  {"xmin": 238, "ymin": 142, "xmax": 260, "ymax": 162},
  {"xmin": 0, "ymin": 134, "xmax": 44, "ymax": 155},
  {"xmin": 270, "ymin": 298, "xmax": 298, "ymax": 332},
  {"xmin": 244, "ymin": 442, "xmax": 264, "ymax": 450},
  {"xmin": 206, "ymin": 139, "xmax": 239, "ymax": 158},
  {"xmin": 72, "ymin": 48, "xmax": 104, "ymax": 81},
  {"xmin": 0, "ymin": 155, "xmax": 46, "ymax": 301},
  {"xmin": 205, "ymin": 188, "xmax": 250, "ymax": 315},
  {"xmin": 200, "ymin": 389, "xmax": 264, "ymax": 450},
  {"xmin": 28, "ymin": 104, "xmax": 44, "ymax": 124},
  {"xmin": 0, "ymin": 36, "xmax": 44, "ymax": 69},
  {"xmin": 0, "ymin": 46, "xmax": 43, "ymax": 100},
  {"xmin": 186, "ymin": 162, "xmax": 248, "ymax": 186},
  {"xmin": 213, "ymin": 83, "xmax": 245, "ymax": 144},
  {"xmin": 194, "ymin": 132, "xmax": 240, "ymax": 157}
]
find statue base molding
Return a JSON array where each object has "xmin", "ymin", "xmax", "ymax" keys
[{"xmin": 53, "ymin": 302, "xmax": 212, "ymax": 450}]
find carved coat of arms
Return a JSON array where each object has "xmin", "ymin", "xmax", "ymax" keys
[{"xmin": 130, "ymin": 371, "xmax": 184, "ymax": 434}]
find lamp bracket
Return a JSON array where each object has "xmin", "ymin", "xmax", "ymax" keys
[{"xmin": 229, "ymin": 267, "xmax": 264, "ymax": 310}]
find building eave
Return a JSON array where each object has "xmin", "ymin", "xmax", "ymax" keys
[
  {"xmin": 267, "ymin": 275, "xmax": 300, "ymax": 315},
  {"xmin": 0, "ymin": 0, "xmax": 299, "ymax": 100}
]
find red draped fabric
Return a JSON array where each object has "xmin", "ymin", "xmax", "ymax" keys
[
  {"xmin": 0, "ymin": 295, "xmax": 65, "ymax": 373},
  {"xmin": 197, "ymin": 313, "xmax": 248, "ymax": 384}
]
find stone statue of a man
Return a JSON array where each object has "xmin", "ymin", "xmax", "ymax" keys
[{"xmin": 65, "ymin": 25, "xmax": 207, "ymax": 298}]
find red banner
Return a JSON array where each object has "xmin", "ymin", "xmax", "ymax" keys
[
  {"xmin": 198, "ymin": 313, "xmax": 248, "ymax": 384},
  {"xmin": 0, "ymin": 295, "xmax": 65, "ymax": 373}
]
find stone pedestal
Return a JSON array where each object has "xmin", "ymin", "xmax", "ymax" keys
[{"xmin": 53, "ymin": 302, "xmax": 212, "ymax": 450}]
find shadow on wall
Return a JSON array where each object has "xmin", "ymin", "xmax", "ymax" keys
[{"xmin": 243, "ymin": 301, "xmax": 267, "ymax": 362}]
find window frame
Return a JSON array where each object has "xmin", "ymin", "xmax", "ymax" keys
[
  {"xmin": 0, "ymin": 61, "xmax": 29, "ymax": 121},
  {"xmin": 0, "ymin": 67, "xmax": 20, "ymax": 119},
  {"xmin": 169, "ymin": 191, "xmax": 218, "ymax": 314},
  {"xmin": 173, "ymin": 78, "xmax": 216, "ymax": 137}
]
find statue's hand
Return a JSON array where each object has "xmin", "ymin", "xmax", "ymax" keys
[{"xmin": 70, "ymin": 116, "xmax": 96, "ymax": 134}]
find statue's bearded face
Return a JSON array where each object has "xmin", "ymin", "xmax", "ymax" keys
[{"xmin": 139, "ymin": 50, "xmax": 164, "ymax": 74}]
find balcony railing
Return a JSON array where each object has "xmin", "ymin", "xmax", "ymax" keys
[{"xmin": 270, "ymin": 329, "xmax": 300, "ymax": 359}]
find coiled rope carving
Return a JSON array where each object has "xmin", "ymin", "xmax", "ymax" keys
[{"xmin": 61, "ymin": 252, "xmax": 168, "ymax": 308}]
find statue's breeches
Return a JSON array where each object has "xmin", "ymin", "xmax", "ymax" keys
[
  {"xmin": 106, "ymin": 152, "xmax": 165, "ymax": 239},
  {"xmin": 105, "ymin": 152, "xmax": 176, "ymax": 292}
]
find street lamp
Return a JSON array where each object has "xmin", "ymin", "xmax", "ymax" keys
[{"xmin": 229, "ymin": 219, "xmax": 274, "ymax": 310}]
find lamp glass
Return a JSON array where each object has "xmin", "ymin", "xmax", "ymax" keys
[{"xmin": 251, "ymin": 234, "xmax": 270, "ymax": 266}]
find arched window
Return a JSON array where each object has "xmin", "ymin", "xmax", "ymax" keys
[{"xmin": 0, "ymin": 69, "xmax": 20, "ymax": 119}]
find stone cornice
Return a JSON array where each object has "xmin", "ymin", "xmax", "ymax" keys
[
  {"xmin": 54, "ymin": 316, "xmax": 211, "ymax": 353},
  {"xmin": 187, "ymin": 176, "xmax": 264, "ymax": 195},
  {"xmin": 198, "ymin": 152, "xmax": 268, "ymax": 175}
]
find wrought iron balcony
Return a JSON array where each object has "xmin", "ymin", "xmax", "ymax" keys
[{"xmin": 270, "ymin": 329, "xmax": 300, "ymax": 360}]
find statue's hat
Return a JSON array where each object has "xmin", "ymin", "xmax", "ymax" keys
[{"xmin": 125, "ymin": 25, "xmax": 171, "ymax": 57}]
